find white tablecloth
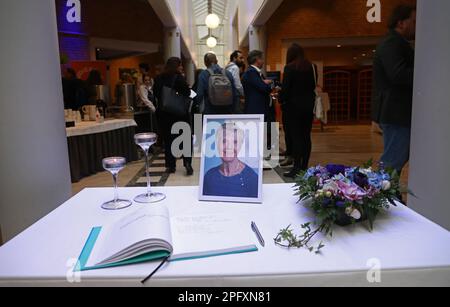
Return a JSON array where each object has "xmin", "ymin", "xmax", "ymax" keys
[
  {"xmin": 0, "ymin": 184, "xmax": 449, "ymax": 287},
  {"xmin": 66, "ymin": 119, "xmax": 137, "ymax": 138}
]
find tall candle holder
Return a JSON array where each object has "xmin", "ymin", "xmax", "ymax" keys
[
  {"xmin": 134, "ymin": 133, "xmax": 166, "ymax": 203},
  {"xmin": 101, "ymin": 157, "xmax": 132, "ymax": 210}
]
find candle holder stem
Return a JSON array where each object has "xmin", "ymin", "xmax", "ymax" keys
[
  {"xmin": 145, "ymin": 151, "xmax": 152, "ymax": 196},
  {"xmin": 113, "ymin": 173, "xmax": 119, "ymax": 202}
]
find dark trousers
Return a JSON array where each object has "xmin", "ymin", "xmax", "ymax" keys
[
  {"xmin": 380, "ymin": 124, "xmax": 411, "ymax": 174},
  {"xmin": 157, "ymin": 111, "xmax": 192, "ymax": 169},
  {"xmin": 288, "ymin": 111, "xmax": 314, "ymax": 170},
  {"xmin": 282, "ymin": 107, "xmax": 293, "ymax": 156}
]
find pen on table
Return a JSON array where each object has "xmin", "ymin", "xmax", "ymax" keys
[{"xmin": 251, "ymin": 221, "xmax": 265, "ymax": 247}]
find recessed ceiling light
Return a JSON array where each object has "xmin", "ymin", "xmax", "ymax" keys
[
  {"xmin": 337, "ymin": 44, "xmax": 342, "ymax": 48},
  {"xmin": 362, "ymin": 53, "xmax": 367, "ymax": 57}
]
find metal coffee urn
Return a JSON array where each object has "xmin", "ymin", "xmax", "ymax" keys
[
  {"xmin": 115, "ymin": 83, "xmax": 136, "ymax": 119},
  {"xmin": 95, "ymin": 85, "xmax": 110, "ymax": 119},
  {"xmin": 118, "ymin": 84, "xmax": 136, "ymax": 109}
]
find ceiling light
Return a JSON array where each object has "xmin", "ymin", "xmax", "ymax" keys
[
  {"xmin": 206, "ymin": 36, "xmax": 217, "ymax": 48},
  {"xmin": 205, "ymin": 13, "xmax": 220, "ymax": 29}
]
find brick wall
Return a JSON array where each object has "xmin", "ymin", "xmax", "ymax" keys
[{"xmin": 265, "ymin": 0, "xmax": 416, "ymax": 70}]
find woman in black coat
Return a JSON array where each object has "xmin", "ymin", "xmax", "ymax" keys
[
  {"xmin": 153, "ymin": 57, "xmax": 193, "ymax": 176},
  {"xmin": 280, "ymin": 44, "xmax": 317, "ymax": 178}
]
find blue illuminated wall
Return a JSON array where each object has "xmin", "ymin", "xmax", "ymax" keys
[
  {"xmin": 55, "ymin": 0, "xmax": 90, "ymax": 62},
  {"xmin": 56, "ymin": 0, "xmax": 86, "ymax": 35}
]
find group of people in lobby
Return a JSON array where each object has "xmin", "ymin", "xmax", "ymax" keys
[
  {"xmin": 62, "ymin": 4, "xmax": 417, "ymax": 182},
  {"xmin": 138, "ymin": 2, "xmax": 417, "ymax": 180},
  {"xmin": 146, "ymin": 46, "xmax": 318, "ymax": 178}
]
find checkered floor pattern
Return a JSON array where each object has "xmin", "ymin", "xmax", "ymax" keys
[
  {"xmin": 127, "ymin": 151, "xmax": 294, "ymax": 188},
  {"xmin": 127, "ymin": 152, "xmax": 170, "ymax": 187}
]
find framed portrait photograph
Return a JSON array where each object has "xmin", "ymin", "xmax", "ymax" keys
[{"xmin": 199, "ymin": 114, "xmax": 264, "ymax": 203}]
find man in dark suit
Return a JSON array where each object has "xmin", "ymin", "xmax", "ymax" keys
[
  {"xmin": 373, "ymin": 5, "xmax": 416, "ymax": 175},
  {"xmin": 242, "ymin": 50, "xmax": 274, "ymax": 154},
  {"xmin": 242, "ymin": 50, "xmax": 273, "ymax": 116}
]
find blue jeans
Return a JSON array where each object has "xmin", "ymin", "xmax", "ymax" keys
[{"xmin": 380, "ymin": 124, "xmax": 411, "ymax": 174}]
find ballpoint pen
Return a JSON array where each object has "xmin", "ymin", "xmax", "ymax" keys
[{"xmin": 251, "ymin": 221, "xmax": 265, "ymax": 247}]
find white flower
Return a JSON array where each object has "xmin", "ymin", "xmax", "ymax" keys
[
  {"xmin": 350, "ymin": 209, "xmax": 362, "ymax": 220},
  {"xmin": 360, "ymin": 168, "xmax": 373, "ymax": 176},
  {"xmin": 345, "ymin": 207, "xmax": 362, "ymax": 220},
  {"xmin": 325, "ymin": 191, "xmax": 333, "ymax": 198},
  {"xmin": 323, "ymin": 181, "xmax": 339, "ymax": 194},
  {"xmin": 381, "ymin": 180, "xmax": 391, "ymax": 191}
]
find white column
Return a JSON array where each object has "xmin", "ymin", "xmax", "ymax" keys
[
  {"xmin": 249, "ymin": 25, "xmax": 268, "ymax": 72},
  {"xmin": 0, "ymin": 0, "xmax": 71, "ymax": 242},
  {"xmin": 408, "ymin": 0, "xmax": 450, "ymax": 230},
  {"xmin": 164, "ymin": 27, "xmax": 181, "ymax": 61},
  {"xmin": 249, "ymin": 25, "xmax": 265, "ymax": 51},
  {"xmin": 184, "ymin": 59, "xmax": 196, "ymax": 87}
]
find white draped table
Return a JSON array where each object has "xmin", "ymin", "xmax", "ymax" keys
[
  {"xmin": 66, "ymin": 119, "xmax": 138, "ymax": 182},
  {"xmin": 66, "ymin": 119, "xmax": 137, "ymax": 138},
  {"xmin": 0, "ymin": 184, "xmax": 449, "ymax": 287}
]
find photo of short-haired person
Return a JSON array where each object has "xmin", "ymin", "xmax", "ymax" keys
[{"xmin": 203, "ymin": 123, "xmax": 259, "ymax": 198}]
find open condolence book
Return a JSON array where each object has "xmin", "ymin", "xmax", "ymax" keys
[{"xmin": 76, "ymin": 206, "xmax": 258, "ymax": 271}]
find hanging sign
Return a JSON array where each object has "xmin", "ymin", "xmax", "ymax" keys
[
  {"xmin": 366, "ymin": 0, "xmax": 381, "ymax": 23},
  {"xmin": 66, "ymin": 0, "xmax": 81, "ymax": 23}
]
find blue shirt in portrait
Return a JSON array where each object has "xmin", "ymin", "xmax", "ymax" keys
[{"xmin": 203, "ymin": 164, "xmax": 259, "ymax": 198}]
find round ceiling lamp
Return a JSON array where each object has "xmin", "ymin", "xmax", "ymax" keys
[
  {"xmin": 205, "ymin": 13, "xmax": 220, "ymax": 29},
  {"xmin": 206, "ymin": 36, "xmax": 217, "ymax": 48}
]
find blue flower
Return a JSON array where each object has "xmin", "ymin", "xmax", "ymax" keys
[
  {"xmin": 326, "ymin": 164, "xmax": 348, "ymax": 176},
  {"xmin": 336, "ymin": 201, "xmax": 346, "ymax": 208},
  {"xmin": 322, "ymin": 198, "xmax": 332, "ymax": 208}
]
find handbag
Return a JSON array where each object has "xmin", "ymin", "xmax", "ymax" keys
[
  {"xmin": 312, "ymin": 64, "xmax": 324, "ymax": 120},
  {"xmin": 159, "ymin": 76, "xmax": 190, "ymax": 117}
]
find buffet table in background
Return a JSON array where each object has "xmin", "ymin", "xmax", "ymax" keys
[
  {"xmin": 66, "ymin": 119, "xmax": 139, "ymax": 183},
  {"xmin": 0, "ymin": 184, "xmax": 449, "ymax": 287}
]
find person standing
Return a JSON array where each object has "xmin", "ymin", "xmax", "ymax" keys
[
  {"xmin": 242, "ymin": 50, "xmax": 274, "ymax": 154},
  {"xmin": 153, "ymin": 57, "xmax": 194, "ymax": 176},
  {"xmin": 196, "ymin": 53, "xmax": 239, "ymax": 115},
  {"xmin": 279, "ymin": 44, "xmax": 317, "ymax": 178},
  {"xmin": 225, "ymin": 50, "xmax": 245, "ymax": 98},
  {"xmin": 373, "ymin": 5, "xmax": 416, "ymax": 175},
  {"xmin": 137, "ymin": 63, "xmax": 150, "ymax": 87},
  {"xmin": 84, "ymin": 69, "xmax": 103, "ymax": 105},
  {"xmin": 138, "ymin": 74, "xmax": 156, "ymax": 113},
  {"xmin": 138, "ymin": 74, "xmax": 159, "ymax": 139},
  {"xmin": 62, "ymin": 68, "xmax": 85, "ymax": 110}
]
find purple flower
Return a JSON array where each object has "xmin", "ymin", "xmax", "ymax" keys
[
  {"xmin": 354, "ymin": 172, "xmax": 369, "ymax": 188},
  {"xmin": 326, "ymin": 164, "xmax": 348, "ymax": 176},
  {"xmin": 336, "ymin": 181, "xmax": 367, "ymax": 202},
  {"xmin": 336, "ymin": 201, "xmax": 346, "ymax": 208}
]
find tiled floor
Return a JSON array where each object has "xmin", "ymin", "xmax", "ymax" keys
[{"xmin": 71, "ymin": 125, "xmax": 409, "ymax": 196}]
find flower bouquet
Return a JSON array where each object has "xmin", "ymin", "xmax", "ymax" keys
[{"xmin": 275, "ymin": 161, "xmax": 409, "ymax": 253}]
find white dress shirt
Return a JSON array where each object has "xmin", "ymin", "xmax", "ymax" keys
[{"xmin": 138, "ymin": 84, "xmax": 156, "ymax": 113}]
